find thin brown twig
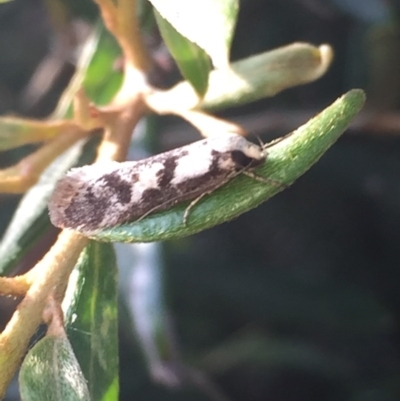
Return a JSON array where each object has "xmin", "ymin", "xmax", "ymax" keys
[
  {"xmin": 94, "ymin": 0, "xmax": 150, "ymax": 71},
  {"xmin": 0, "ymin": 230, "xmax": 88, "ymax": 398},
  {"xmin": 0, "ymin": 125, "xmax": 88, "ymax": 194},
  {"xmin": 0, "ymin": 89, "xmax": 146, "ymax": 398},
  {"xmin": 0, "ymin": 0, "xmax": 153, "ymax": 395},
  {"xmin": 0, "ymin": 277, "xmax": 31, "ymax": 297}
]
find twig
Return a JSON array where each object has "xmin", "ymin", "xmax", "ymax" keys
[{"xmin": 0, "ymin": 69, "xmax": 146, "ymax": 401}]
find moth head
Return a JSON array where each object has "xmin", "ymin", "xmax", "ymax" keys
[
  {"xmin": 228, "ymin": 135, "xmax": 266, "ymax": 169},
  {"xmin": 210, "ymin": 134, "xmax": 265, "ymax": 163}
]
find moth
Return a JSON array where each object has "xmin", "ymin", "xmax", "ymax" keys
[{"xmin": 48, "ymin": 133, "xmax": 274, "ymax": 234}]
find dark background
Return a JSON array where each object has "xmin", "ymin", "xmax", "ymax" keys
[{"xmin": 1, "ymin": 1, "xmax": 400, "ymax": 400}]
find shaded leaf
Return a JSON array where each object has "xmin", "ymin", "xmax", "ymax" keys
[
  {"xmin": 116, "ymin": 243, "xmax": 181, "ymax": 386},
  {"xmin": 81, "ymin": 24, "xmax": 123, "ymax": 106},
  {"xmin": 0, "ymin": 136, "xmax": 99, "ymax": 275},
  {"xmin": 55, "ymin": 22, "xmax": 122, "ymax": 118},
  {"xmin": 19, "ymin": 334, "xmax": 90, "ymax": 401},
  {"xmin": 0, "ymin": 22, "xmax": 122, "ymax": 275},
  {"xmin": 154, "ymin": 8, "xmax": 211, "ymax": 97},
  {"xmin": 63, "ymin": 241, "xmax": 119, "ymax": 401},
  {"xmin": 198, "ymin": 332, "xmax": 356, "ymax": 379}
]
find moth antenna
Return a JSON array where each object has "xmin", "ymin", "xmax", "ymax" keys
[
  {"xmin": 255, "ymin": 135, "xmax": 264, "ymax": 148},
  {"xmin": 183, "ymin": 169, "xmax": 240, "ymax": 225}
]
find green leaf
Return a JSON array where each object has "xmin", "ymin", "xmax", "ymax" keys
[
  {"xmin": 55, "ymin": 22, "xmax": 122, "ymax": 118},
  {"xmin": 89, "ymin": 89, "xmax": 365, "ymax": 243},
  {"xmin": 63, "ymin": 241, "xmax": 119, "ymax": 401},
  {"xmin": 0, "ymin": 136, "xmax": 100, "ymax": 276},
  {"xmin": 0, "ymin": 119, "xmax": 64, "ymax": 151},
  {"xmin": 151, "ymin": 43, "xmax": 334, "ymax": 111},
  {"xmin": 154, "ymin": 8, "xmax": 211, "ymax": 97},
  {"xmin": 116, "ymin": 243, "xmax": 179, "ymax": 383},
  {"xmin": 202, "ymin": 43, "xmax": 333, "ymax": 110},
  {"xmin": 19, "ymin": 334, "xmax": 90, "ymax": 401},
  {"xmin": 0, "ymin": 22, "xmax": 122, "ymax": 275},
  {"xmin": 149, "ymin": 0, "xmax": 239, "ymax": 69},
  {"xmin": 81, "ymin": 25, "xmax": 123, "ymax": 106}
]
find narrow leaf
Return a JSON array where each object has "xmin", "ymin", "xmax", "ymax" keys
[
  {"xmin": 0, "ymin": 136, "xmax": 99, "ymax": 276},
  {"xmin": 0, "ymin": 22, "xmax": 122, "ymax": 275},
  {"xmin": 198, "ymin": 333, "xmax": 354, "ymax": 379},
  {"xmin": 149, "ymin": 0, "xmax": 239, "ymax": 69},
  {"xmin": 89, "ymin": 89, "xmax": 365, "ymax": 243},
  {"xmin": 148, "ymin": 43, "xmax": 334, "ymax": 112},
  {"xmin": 154, "ymin": 8, "xmax": 211, "ymax": 96},
  {"xmin": 63, "ymin": 241, "xmax": 119, "ymax": 401},
  {"xmin": 0, "ymin": 119, "xmax": 72, "ymax": 151},
  {"xmin": 117, "ymin": 243, "xmax": 180, "ymax": 385},
  {"xmin": 81, "ymin": 24, "xmax": 123, "ymax": 106}
]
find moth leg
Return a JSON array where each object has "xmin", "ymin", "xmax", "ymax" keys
[
  {"xmin": 183, "ymin": 193, "xmax": 209, "ymax": 226},
  {"xmin": 182, "ymin": 168, "xmax": 243, "ymax": 226},
  {"xmin": 242, "ymin": 170, "xmax": 287, "ymax": 189}
]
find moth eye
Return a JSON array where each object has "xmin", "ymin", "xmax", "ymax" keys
[{"xmin": 231, "ymin": 150, "xmax": 256, "ymax": 168}]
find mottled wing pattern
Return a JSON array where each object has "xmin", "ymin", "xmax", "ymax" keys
[{"xmin": 48, "ymin": 134, "xmax": 265, "ymax": 233}]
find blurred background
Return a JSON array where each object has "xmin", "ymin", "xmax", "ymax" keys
[{"xmin": 1, "ymin": 0, "xmax": 400, "ymax": 400}]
